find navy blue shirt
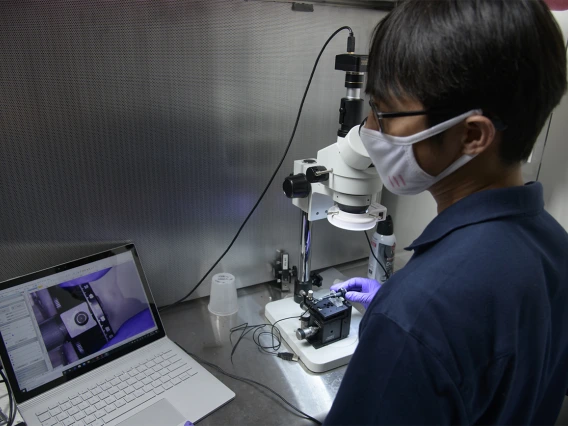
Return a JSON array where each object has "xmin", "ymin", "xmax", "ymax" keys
[{"xmin": 325, "ymin": 183, "xmax": 568, "ymax": 425}]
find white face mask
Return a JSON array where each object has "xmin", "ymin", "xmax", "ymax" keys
[{"xmin": 359, "ymin": 109, "xmax": 482, "ymax": 196}]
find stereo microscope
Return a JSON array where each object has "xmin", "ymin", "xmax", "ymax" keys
[{"xmin": 266, "ymin": 39, "xmax": 386, "ymax": 372}]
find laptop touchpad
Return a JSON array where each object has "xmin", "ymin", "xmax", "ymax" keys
[{"xmin": 117, "ymin": 399, "xmax": 186, "ymax": 426}]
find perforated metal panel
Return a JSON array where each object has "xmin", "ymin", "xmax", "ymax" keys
[{"xmin": 0, "ymin": 0, "xmax": 386, "ymax": 305}]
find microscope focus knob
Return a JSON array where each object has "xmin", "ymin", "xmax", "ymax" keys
[{"xmin": 283, "ymin": 174, "xmax": 310, "ymax": 198}]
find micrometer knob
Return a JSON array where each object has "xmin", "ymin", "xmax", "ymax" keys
[
  {"xmin": 296, "ymin": 326, "xmax": 319, "ymax": 341},
  {"xmin": 283, "ymin": 173, "xmax": 310, "ymax": 198}
]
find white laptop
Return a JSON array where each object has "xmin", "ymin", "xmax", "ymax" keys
[{"xmin": 0, "ymin": 244, "xmax": 235, "ymax": 426}]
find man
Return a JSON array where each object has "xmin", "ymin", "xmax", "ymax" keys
[{"xmin": 325, "ymin": 0, "xmax": 568, "ymax": 424}]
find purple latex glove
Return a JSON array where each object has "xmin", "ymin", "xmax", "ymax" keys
[
  {"xmin": 184, "ymin": 422, "xmax": 194, "ymax": 426},
  {"xmin": 58, "ymin": 268, "xmax": 111, "ymax": 288},
  {"xmin": 330, "ymin": 277, "xmax": 382, "ymax": 309}
]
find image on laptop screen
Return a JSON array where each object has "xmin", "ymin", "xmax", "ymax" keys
[{"xmin": 0, "ymin": 249, "xmax": 158, "ymax": 393}]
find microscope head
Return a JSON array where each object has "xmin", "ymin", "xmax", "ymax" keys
[
  {"xmin": 320, "ymin": 126, "xmax": 386, "ymax": 230},
  {"xmin": 283, "ymin": 126, "xmax": 386, "ymax": 230},
  {"xmin": 282, "ymin": 44, "xmax": 386, "ymax": 231}
]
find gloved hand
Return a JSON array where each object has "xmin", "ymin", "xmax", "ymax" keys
[
  {"xmin": 330, "ymin": 277, "xmax": 382, "ymax": 309},
  {"xmin": 184, "ymin": 422, "xmax": 194, "ymax": 426},
  {"xmin": 58, "ymin": 268, "xmax": 111, "ymax": 288}
]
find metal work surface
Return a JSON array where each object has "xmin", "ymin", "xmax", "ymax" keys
[
  {"xmin": 160, "ymin": 277, "xmax": 355, "ymax": 425},
  {"xmin": 0, "ymin": 0, "xmax": 386, "ymax": 306}
]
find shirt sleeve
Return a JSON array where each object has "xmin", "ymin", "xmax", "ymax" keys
[{"xmin": 324, "ymin": 313, "xmax": 468, "ymax": 425}]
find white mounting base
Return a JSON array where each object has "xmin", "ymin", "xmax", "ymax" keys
[{"xmin": 264, "ymin": 268, "xmax": 363, "ymax": 373}]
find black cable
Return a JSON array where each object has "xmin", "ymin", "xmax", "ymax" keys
[
  {"xmin": 0, "ymin": 370, "xmax": 15, "ymax": 426},
  {"xmin": 229, "ymin": 324, "xmax": 268, "ymax": 362},
  {"xmin": 174, "ymin": 344, "xmax": 323, "ymax": 425},
  {"xmin": 364, "ymin": 231, "xmax": 388, "ymax": 276},
  {"xmin": 9, "ymin": 389, "xmax": 16, "ymax": 426},
  {"xmin": 229, "ymin": 311, "xmax": 308, "ymax": 363},
  {"xmin": 9, "ymin": 397, "xmax": 15, "ymax": 426},
  {"xmin": 159, "ymin": 26, "xmax": 354, "ymax": 313}
]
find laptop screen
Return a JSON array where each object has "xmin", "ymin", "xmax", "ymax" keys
[{"xmin": 0, "ymin": 245, "xmax": 166, "ymax": 403}]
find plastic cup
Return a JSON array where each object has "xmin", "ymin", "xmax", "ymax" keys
[{"xmin": 208, "ymin": 273, "xmax": 238, "ymax": 316}]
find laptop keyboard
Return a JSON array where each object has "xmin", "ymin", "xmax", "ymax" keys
[{"xmin": 35, "ymin": 349, "xmax": 197, "ymax": 426}]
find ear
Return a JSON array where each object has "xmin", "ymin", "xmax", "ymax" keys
[{"xmin": 461, "ymin": 115, "xmax": 497, "ymax": 156}]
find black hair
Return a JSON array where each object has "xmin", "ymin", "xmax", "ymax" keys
[{"xmin": 366, "ymin": 0, "xmax": 567, "ymax": 164}]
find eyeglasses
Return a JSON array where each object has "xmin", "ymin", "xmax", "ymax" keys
[
  {"xmin": 361, "ymin": 99, "xmax": 507, "ymax": 134},
  {"xmin": 366, "ymin": 99, "xmax": 463, "ymax": 133}
]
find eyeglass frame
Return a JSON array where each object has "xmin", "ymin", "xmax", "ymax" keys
[{"xmin": 360, "ymin": 99, "xmax": 507, "ymax": 135}]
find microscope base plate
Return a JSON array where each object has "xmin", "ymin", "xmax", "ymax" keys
[{"xmin": 265, "ymin": 268, "xmax": 363, "ymax": 373}]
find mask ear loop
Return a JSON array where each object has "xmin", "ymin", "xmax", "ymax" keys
[{"xmin": 358, "ymin": 117, "xmax": 368, "ymax": 137}]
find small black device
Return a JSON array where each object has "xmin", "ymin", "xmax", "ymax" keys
[
  {"xmin": 335, "ymin": 53, "xmax": 368, "ymax": 137},
  {"xmin": 296, "ymin": 289, "xmax": 352, "ymax": 349}
]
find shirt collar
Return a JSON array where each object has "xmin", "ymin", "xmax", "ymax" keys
[{"xmin": 406, "ymin": 182, "xmax": 545, "ymax": 251}]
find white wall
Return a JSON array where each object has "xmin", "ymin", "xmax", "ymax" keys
[
  {"xmin": 547, "ymin": 15, "xmax": 568, "ymax": 422},
  {"xmin": 541, "ymin": 87, "xmax": 568, "ymax": 230},
  {"xmin": 540, "ymin": 10, "xmax": 568, "ymax": 231},
  {"xmin": 542, "ymin": 11, "xmax": 568, "ymax": 424},
  {"xmin": 381, "ymin": 190, "xmax": 437, "ymax": 250}
]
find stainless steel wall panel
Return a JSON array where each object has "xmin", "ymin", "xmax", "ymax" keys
[{"xmin": 0, "ymin": 1, "xmax": 386, "ymax": 305}]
